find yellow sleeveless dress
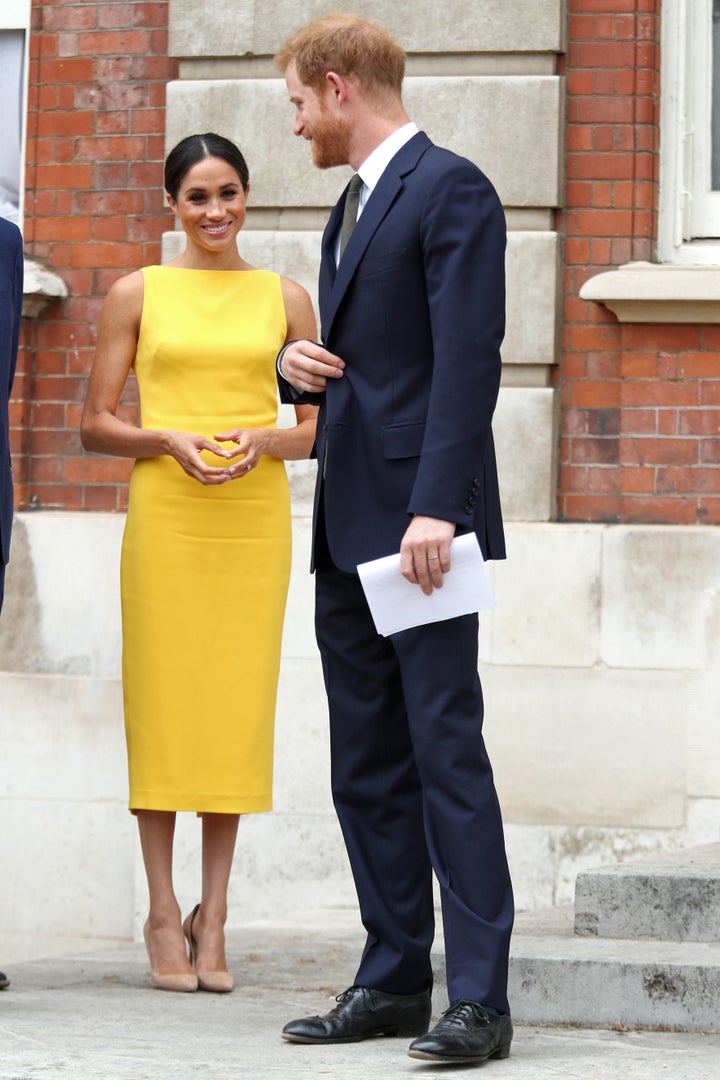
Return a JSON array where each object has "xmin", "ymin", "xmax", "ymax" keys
[{"xmin": 120, "ymin": 266, "xmax": 290, "ymax": 813}]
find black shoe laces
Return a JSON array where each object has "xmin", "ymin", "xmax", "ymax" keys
[
  {"xmin": 335, "ymin": 985, "xmax": 364, "ymax": 1005},
  {"xmin": 442, "ymin": 1000, "xmax": 491, "ymax": 1027}
]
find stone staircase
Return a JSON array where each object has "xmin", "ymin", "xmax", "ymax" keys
[{"xmin": 507, "ymin": 843, "xmax": 720, "ymax": 1032}]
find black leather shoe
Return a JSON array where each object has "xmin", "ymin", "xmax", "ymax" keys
[
  {"xmin": 407, "ymin": 1000, "xmax": 512, "ymax": 1063},
  {"xmin": 282, "ymin": 984, "xmax": 432, "ymax": 1043},
  {"xmin": 0, "ymin": 971, "xmax": 9, "ymax": 990}
]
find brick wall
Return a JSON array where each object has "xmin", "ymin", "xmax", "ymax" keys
[
  {"xmin": 12, "ymin": 0, "xmax": 719, "ymax": 524},
  {"xmin": 12, "ymin": 0, "xmax": 177, "ymax": 512},
  {"xmin": 559, "ymin": 0, "xmax": 720, "ymax": 525}
]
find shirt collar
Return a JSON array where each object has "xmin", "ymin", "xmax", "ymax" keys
[{"xmin": 356, "ymin": 121, "xmax": 419, "ymax": 197}]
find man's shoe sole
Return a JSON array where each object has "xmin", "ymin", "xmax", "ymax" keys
[
  {"xmin": 283, "ymin": 1024, "xmax": 427, "ymax": 1044},
  {"xmin": 407, "ymin": 1042, "xmax": 511, "ymax": 1063}
]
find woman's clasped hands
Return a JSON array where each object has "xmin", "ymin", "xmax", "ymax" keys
[{"xmin": 165, "ymin": 427, "xmax": 269, "ymax": 484}]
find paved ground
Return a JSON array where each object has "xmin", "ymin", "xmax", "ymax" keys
[{"xmin": 1, "ymin": 922, "xmax": 719, "ymax": 1080}]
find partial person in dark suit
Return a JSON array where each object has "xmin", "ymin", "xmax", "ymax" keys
[
  {"xmin": 0, "ymin": 217, "xmax": 23, "ymax": 615},
  {"xmin": 0, "ymin": 216, "xmax": 24, "ymax": 992},
  {"xmin": 274, "ymin": 14, "xmax": 514, "ymax": 1067}
]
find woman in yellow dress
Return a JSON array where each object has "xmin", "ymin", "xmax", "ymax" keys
[{"xmin": 81, "ymin": 134, "xmax": 318, "ymax": 993}]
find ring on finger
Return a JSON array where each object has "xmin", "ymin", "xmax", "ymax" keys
[
  {"xmin": 245, "ymin": 463, "xmax": 252, "ymax": 471},
  {"xmin": 428, "ymin": 553, "xmax": 439, "ymax": 561}
]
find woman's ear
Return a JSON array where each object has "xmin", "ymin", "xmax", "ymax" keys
[{"xmin": 166, "ymin": 193, "xmax": 177, "ymax": 214}]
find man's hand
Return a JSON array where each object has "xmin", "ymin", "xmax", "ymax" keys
[
  {"xmin": 399, "ymin": 516, "xmax": 456, "ymax": 595},
  {"xmin": 280, "ymin": 339, "xmax": 345, "ymax": 394}
]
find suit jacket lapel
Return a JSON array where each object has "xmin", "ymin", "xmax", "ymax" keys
[{"xmin": 320, "ymin": 132, "xmax": 432, "ymax": 340}]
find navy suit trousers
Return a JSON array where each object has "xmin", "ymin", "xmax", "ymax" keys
[{"xmin": 314, "ymin": 562, "xmax": 514, "ymax": 1011}]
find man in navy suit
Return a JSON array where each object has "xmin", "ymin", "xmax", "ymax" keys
[
  {"xmin": 0, "ymin": 216, "xmax": 23, "ymax": 619},
  {"xmin": 275, "ymin": 15, "xmax": 514, "ymax": 1065}
]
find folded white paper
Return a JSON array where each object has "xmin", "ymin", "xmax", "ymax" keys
[{"xmin": 357, "ymin": 532, "xmax": 496, "ymax": 637}]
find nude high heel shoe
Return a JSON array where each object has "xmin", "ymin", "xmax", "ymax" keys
[
  {"xmin": 143, "ymin": 920, "xmax": 198, "ymax": 993},
  {"xmin": 183, "ymin": 903, "xmax": 234, "ymax": 993}
]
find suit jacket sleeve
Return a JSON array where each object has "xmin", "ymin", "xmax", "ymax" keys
[
  {"xmin": 9, "ymin": 226, "xmax": 23, "ymax": 396},
  {"xmin": 275, "ymin": 345, "xmax": 325, "ymax": 407},
  {"xmin": 407, "ymin": 158, "xmax": 505, "ymax": 525}
]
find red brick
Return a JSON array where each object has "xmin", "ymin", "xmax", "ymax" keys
[
  {"xmin": 622, "ymin": 325, "xmax": 701, "ymax": 352},
  {"xmin": 37, "ymin": 111, "xmax": 94, "ymax": 137},
  {"xmin": 134, "ymin": 4, "xmax": 169, "ymax": 29},
  {"xmin": 575, "ymin": 154, "xmax": 635, "ymax": 181},
  {"xmin": 98, "ymin": 3, "xmax": 134, "ymax": 29},
  {"xmin": 71, "ymin": 241, "xmax": 144, "ymax": 269},
  {"xmin": 699, "ymin": 498, "xmax": 720, "ymax": 524},
  {"xmin": 575, "ymin": 96, "xmax": 635, "ymax": 124},
  {"xmin": 620, "ymin": 409, "xmax": 656, "ymax": 434},
  {"xmin": 96, "ymin": 111, "xmax": 131, "ymax": 136},
  {"xmin": 31, "ymin": 429, "xmax": 83, "ymax": 456},
  {"xmin": 570, "ymin": 382, "xmax": 621, "ymax": 408},
  {"xmin": 559, "ymin": 465, "xmax": 588, "ymax": 492},
  {"xmin": 64, "ymin": 456, "xmax": 134, "ymax": 483},
  {"xmin": 619, "ymin": 437, "xmax": 698, "ymax": 467},
  {"xmin": 30, "ymin": 402, "xmax": 66, "ymax": 428},
  {"xmin": 31, "ymin": 457, "xmax": 65, "ymax": 483},
  {"xmin": 83, "ymin": 485, "xmax": 122, "ymax": 511},
  {"xmin": 93, "ymin": 218, "xmax": 130, "ymax": 242},
  {"xmin": 35, "ymin": 163, "xmax": 93, "ymax": 190},
  {"xmin": 588, "ymin": 466, "xmax": 621, "ymax": 492},
  {"xmin": 620, "ymin": 496, "xmax": 699, "ymax": 525},
  {"xmin": 620, "ymin": 466, "xmax": 656, "ymax": 493},
  {"xmin": 621, "ymin": 382, "xmax": 699, "ymax": 409},
  {"xmin": 675, "ymin": 467, "xmax": 720, "ymax": 494},
  {"xmin": 568, "ymin": 437, "xmax": 620, "ymax": 465},
  {"xmin": 34, "ymin": 217, "xmax": 92, "ymax": 243},
  {"xmin": 679, "ymin": 410, "xmax": 720, "ymax": 436},
  {"xmin": 76, "ymin": 29, "xmax": 151, "ymax": 55},
  {"xmin": 701, "ymin": 382, "xmax": 720, "ymax": 406},
  {"xmin": 560, "ymin": 494, "xmax": 620, "ymax": 522}
]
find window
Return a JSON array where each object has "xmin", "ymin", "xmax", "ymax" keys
[
  {"xmin": 0, "ymin": 0, "xmax": 30, "ymax": 225},
  {"xmin": 659, "ymin": 0, "xmax": 720, "ymax": 261}
]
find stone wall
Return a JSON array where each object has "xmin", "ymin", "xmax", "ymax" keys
[{"xmin": 2, "ymin": 512, "xmax": 718, "ymax": 938}]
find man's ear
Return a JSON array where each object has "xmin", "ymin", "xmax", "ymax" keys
[{"xmin": 325, "ymin": 70, "xmax": 348, "ymax": 107}]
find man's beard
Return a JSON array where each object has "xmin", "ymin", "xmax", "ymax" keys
[{"xmin": 310, "ymin": 108, "xmax": 352, "ymax": 170}]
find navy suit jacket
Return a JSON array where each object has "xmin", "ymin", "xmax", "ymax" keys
[
  {"xmin": 0, "ymin": 218, "xmax": 23, "ymax": 573},
  {"xmin": 281, "ymin": 131, "xmax": 506, "ymax": 573}
]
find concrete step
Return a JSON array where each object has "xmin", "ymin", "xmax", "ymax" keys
[
  {"xmin": 573, "ymin": 843, "xmax": 720, "ymax": 942},
  {"xmin": 507, "ymin": 906, "xmax": 720, "ymax": 1033}
]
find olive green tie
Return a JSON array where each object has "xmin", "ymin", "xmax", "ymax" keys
[{"xmin": 339, "ymin": 173, "xmax": 363, "ymax": 259}]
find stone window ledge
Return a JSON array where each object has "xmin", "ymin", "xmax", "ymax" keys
[
  {"xmin": 22, "ymin": 259, "xmax": 68, "ymax": 318},
  {"xmin": 579, "ymin": 261, "xmax": 720, "ymax": 323}
]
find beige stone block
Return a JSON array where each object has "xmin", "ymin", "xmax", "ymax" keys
[
  {"xmin": 686, "ymin": 668, "xmax": 720, "ymax": 800},
  {"xmin": 483, "ymin": 524, "xmax": 602, "ymax": 666},
  {"xmin": 0, "ymin": 673, "xmax": 126, "ymax": 801},
  {"xmin": 0, "ymin": 511, "xmax": 123, "ymax": 678},
  {"xmin": 165, "ymin": 74, "xmax": 562, "ymax": 209},
  {"xmin": 601, "ymin": 526, "xmax": 720, "ymax": 671},
  {"xmin": 274, "ymin": 657, "xmax": 331, "ymax": 815},
  {"xmin": 505, "ymin": 232, "xmax": 559, "ymax": 365},
  {"xmin": 405, "ymin": 76, "xmax": 562, "ymax": 207},
  {"xmin": 493, "ymin": 388, "xmax": 557, "ymax": 521},
  {"xmin": 1, "ymin": 799, "xmax": 135, "ymax": 938},
  {"xmin": 169, "ymin": 0, "xmax": 565, "ymax": 59},
  {"xmin": 483, "ymin": 665, "xmax": 688, "ymax": 828},
  {"xmin": 281, "ymin": 516, "xmax": 318, "ymax": 661}
]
